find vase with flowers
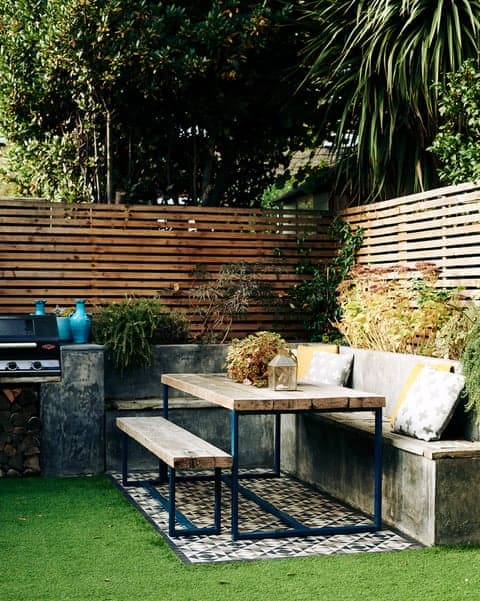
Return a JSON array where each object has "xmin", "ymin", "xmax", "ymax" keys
[{"xmin": 53, "ymin": 305, "xmax": 73, "ymax": 341}]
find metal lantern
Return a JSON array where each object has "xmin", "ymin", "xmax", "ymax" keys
[{"xmin": 267, "ymin": 353, "xmax": 297, "ymax": 391}]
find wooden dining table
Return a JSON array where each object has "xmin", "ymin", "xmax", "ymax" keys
[{"xmin": 161, "ymin": 373, "xmax": 386, "ymax": 541}]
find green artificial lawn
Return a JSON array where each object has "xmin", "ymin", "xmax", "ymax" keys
[{"xmin": 1, "ymin": 476, "xmax": 480, "ymax": 601}]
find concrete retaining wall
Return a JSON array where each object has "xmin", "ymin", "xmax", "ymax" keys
[{"xmin": 40, "ymin": 343, "xmax": 274, "ymax": 476}]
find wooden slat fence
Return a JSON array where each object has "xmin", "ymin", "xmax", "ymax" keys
[
  {"xmin": 0, "ymin": 199, "xmax": 333, "ymax": 339},
  {"xmin": 340, "ymin": 182, "xmax": 480, "ymax": 300},
  {"xmin": 2, "ymin": 182, "xmax": 479, "ymax": 341}
]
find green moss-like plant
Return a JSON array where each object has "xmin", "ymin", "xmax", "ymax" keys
[
  {"xmin": 225, "ymin": 331, "xmax": 289, "ymax": 387},
  {"xmin": 461, "ymin": 314, "xmax": 480, "ymax": 422},
  {"xmin": 283, "ymin": 218, "xmax": 363, "ymax": 342},
  {"xmin": 151, "ymin": 310, "xmax": 191, "ymax": 345},
  {"xmin": 92, "ymin": 295, "xmax": 191, "ymax": 372}
]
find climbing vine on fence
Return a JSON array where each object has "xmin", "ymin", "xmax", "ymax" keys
[{"xmin": 281, "ymin": 218, "xmax": 364, "ymax": 341}]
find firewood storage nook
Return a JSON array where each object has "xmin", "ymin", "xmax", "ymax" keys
[{"xmin": 0, "ymin": 314, "xmax": 61, "ymax": 477}]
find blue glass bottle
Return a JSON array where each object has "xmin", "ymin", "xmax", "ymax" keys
[
  {"xmin": 69, "ymin": 299, "xmax": 91, "ymax": 344},
  {"xmin": 34, "ymin": 299, "xmax": 47, "ymax": 315}
]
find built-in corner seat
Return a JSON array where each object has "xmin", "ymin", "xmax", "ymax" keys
[{"xmin": 281, "ymin": 346, "xmax": 480, "ymax": 546}]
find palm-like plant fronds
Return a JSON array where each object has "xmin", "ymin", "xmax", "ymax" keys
[{"xmin": 300, "ymin": 0, "xmax": 480, "ymax": 203}]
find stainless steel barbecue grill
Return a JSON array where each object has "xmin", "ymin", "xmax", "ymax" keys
[{"xmin": 0, "ymin": 314, "xmax": 61, "ymax": 380}]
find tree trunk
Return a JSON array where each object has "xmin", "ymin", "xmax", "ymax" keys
[{"xmin": 106, "ymin": 109, "xmax": 112, "ymax": 203}]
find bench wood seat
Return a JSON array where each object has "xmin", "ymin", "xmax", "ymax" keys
[
  {"xmin": 116, "ymin": 415, "xmax": 232, "ymax": 537},
  {"xmin": 320, "ymin": 412, "xmax": 480, "ymax": 459},
  {"xmin": 116, "ymin": 416, "xmax": 232, "ymax": 469}
]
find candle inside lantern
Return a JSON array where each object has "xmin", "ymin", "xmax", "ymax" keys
[{"xmin": 267, "ymin": 352, "xmax": 297, "ymax": 391}]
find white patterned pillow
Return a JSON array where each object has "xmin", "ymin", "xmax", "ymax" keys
[
  {"xmin": 303, "ymin": 351, "xmax": 353, "ymax": 386},
  {"xmin": 392, "ymin": 367, "xmax": 465, "ymax": 441}
]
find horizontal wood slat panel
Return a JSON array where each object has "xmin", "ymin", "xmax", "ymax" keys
[
  {"xmin": 341, "ymin": 182, "xmax": 480, "ymax": 215},
  {"xmin": 2, "ymin": 183, "xmax": 478, "ymax": 341},
  {"xmin": 0, "ymin": 200, "xmax": 333, "ymax": 339},
  {"xmin": 341, "ymin": 183, "xmax": 480, "ymax": 299}
]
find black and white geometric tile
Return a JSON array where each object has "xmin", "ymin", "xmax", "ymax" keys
[{"xmin": 111, "ymin": 470, "xmax": 422, "ymax": 564}]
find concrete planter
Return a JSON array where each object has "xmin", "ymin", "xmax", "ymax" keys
[
  {"xmin": 40, "ymin": 344, "xmax": 275, "ymax": 475},
  {"xmin": 104, "ymin": 344, "xmax": 228, "ymax": 400},
  {"xmin": 104, "ymin": 343, "xmax": 275, "ymax": 471}
]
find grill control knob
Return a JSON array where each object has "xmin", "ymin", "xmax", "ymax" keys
[
  {"xmin": 6, "ymin": 361, "xmax": 18, "ymax": 370},
  {"xmin": 31, "ymin": 361, "xmax": 42, "ymax": 371}
]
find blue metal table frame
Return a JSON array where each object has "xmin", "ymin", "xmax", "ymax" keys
[{"xmin": 161, "ymin": 373, "xmax": 385, "ymax": 541}]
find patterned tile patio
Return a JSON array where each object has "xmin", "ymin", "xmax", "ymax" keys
[{"xmin": 111, "ymin": 470, "xmax": 422, "ymax": 564}]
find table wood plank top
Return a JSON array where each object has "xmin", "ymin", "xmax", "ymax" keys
[{"xmin": 161, "ymin": 373, "xmax": 385, "ymax": 412}]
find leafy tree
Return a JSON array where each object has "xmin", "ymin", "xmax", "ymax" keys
[
  {"xmin": 0, "ymin": 1, "xmax": 320, "ymax": 205},
  {"xmin": 429, "ymin": 59, "xmax": 480, "ymax": 184},
  {"xmin": 299, "ymin": 0, "xmax": 480, "ymax": 204}
]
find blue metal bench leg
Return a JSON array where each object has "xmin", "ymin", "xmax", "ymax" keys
[
  {"xmin": 121, "ymin": 431, "xmax": 130, "ymax": 486},
  {"xmin": 164, "ymin": 465, "xmax": 223, "ymax": 537},
  {"xmin": 214, "ymin": 467, "xmax": 222, "ymax": 533},
  {"xmin": 373, "ymin": 407, "xmax": 383, "ymax": 529},
  {"xmin": 145, "ymin": 385, "xmax": 226, "ymax": 537},
  {"xmin": 168, "ymin": 466, "xmax": 176, "ymax": 537}
]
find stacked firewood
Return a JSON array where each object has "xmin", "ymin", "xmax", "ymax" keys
[{"xmin": 0, "ymin": 386, "xmax": 41, "ymax": 477}]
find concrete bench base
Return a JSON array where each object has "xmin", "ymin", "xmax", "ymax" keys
[
  {"xmin": 282, "ymin": 411, "xmax": 480, "ymax": 546},
  {"xmin": 281, "ymin": 346, "xmax": 480, "ymax": 546},
  {"xmin": 285, "ymin": 411, "xmax": 480, "ymax": 546}
]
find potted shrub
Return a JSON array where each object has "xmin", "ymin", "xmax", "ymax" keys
[
  {"xmin": 225, "ymin": 330, "xmax": 289, "ymax": 387},
  {"xmin": 92, "ymin": 295, "xmax": 191, "ymax": 372}
]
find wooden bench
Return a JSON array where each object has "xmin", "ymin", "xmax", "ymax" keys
[{"xmin": 116, "ymin": 416, "xmax": 232, "ymax": 537}]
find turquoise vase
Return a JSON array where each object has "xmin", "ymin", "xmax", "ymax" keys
[
  {"xmin": 69, "ymin": 299, "xmax": 91, "ymax": 344},
  {"xmin": 34, "ymin": 299, "xmax": 46, "ymax": 315}
]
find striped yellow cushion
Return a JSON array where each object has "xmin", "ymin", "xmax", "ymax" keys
[
  {"xmin": 389, "ymin": 362, "xmax": 453, "ymax": 427},
  {"xmin": 296, "ymin": 344, "xmax": 339, "ymax": 380}
]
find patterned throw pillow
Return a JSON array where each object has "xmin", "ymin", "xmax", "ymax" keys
[
  {"xmin": 295, "ymin": 344, "xmax": 339, "ymax": 379},
  {"xmin": 303, "ymin": 351, "xmax": 353, "ymax": 386},
  {"xmin": 392, "ymin": 367, "xmax": 465, "ymax": 441},
  {"xmin": 389, "ymin": 362, "xmax": 453, "ymax": 427}
]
